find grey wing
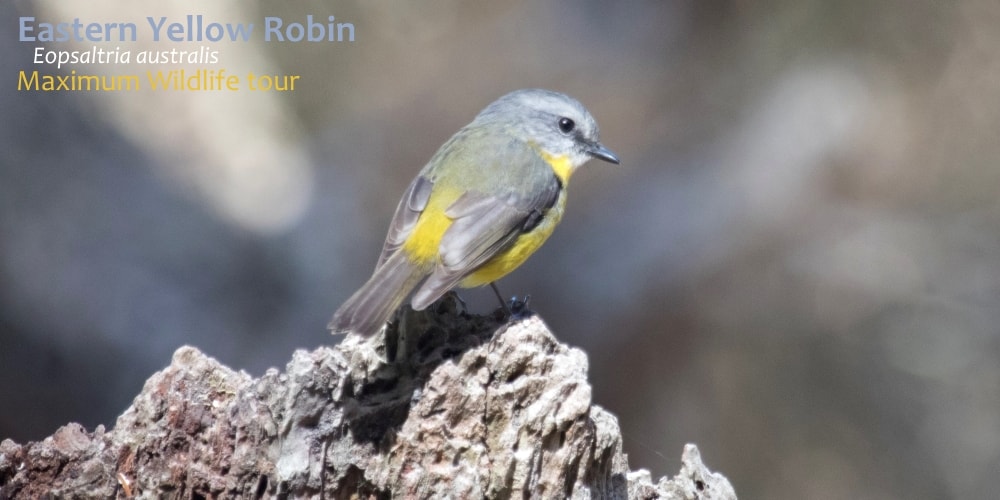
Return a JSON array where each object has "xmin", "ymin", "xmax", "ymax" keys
[
  {"xmin": 375, "ymin": 175, "xmax": 434, "ymax": 271},
  {"xmin": 409, "ymin": 176, "xmax": 561, "ymax": 310}
]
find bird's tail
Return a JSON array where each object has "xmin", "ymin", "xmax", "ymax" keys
[{"xmin": 329, "ymin": 251, "xmax": 427, "ymax": 337}]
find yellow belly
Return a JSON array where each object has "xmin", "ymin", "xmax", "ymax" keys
[
  {"xmin": 459, "ymin": 192, "xmax": 566, "ymax": 287},
  {"xmin": 401, "ymin": 150, "xmax": 572, "ymax": 287}
]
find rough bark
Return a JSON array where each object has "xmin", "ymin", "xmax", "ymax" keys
[{"xmin": 0, "ymin": 297, "xmax": 736, "ymax": 499}]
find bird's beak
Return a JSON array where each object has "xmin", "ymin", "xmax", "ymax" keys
[{"xmin": 586, "ymin": 142, "xmax": 620, "ymax": 165}]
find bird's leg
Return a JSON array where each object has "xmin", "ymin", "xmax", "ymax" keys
[
  {"xmin": 489, "ymin": 282, "xmax": 511, "ymax": 316},
  {"xmin": 489, "ymin": 282, "xmax": 530, "ymax": 318}
]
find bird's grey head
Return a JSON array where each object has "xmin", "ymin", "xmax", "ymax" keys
[{"xmin": 474, "ymin": 89, "xmax": 619, "ymax": 168}]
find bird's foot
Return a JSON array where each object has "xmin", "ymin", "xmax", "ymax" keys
[
  {"xmin": 508, "ymin": 294, "xmax": 531, "ymax": 317},
  {"xmin": 489, "ymin": 283, "xmax": 532, "ymax": 321}
]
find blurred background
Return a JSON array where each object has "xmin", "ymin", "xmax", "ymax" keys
[{"xmin": 3, "ymin": 0, "xmax": 999, "ymax": 498}]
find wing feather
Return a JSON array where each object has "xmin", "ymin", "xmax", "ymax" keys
[
  {"xmin": 410, "ymin": 175, "xmax": 561, "ymax": 310},
  {"xmin": 376, "ymin": 175, "xmax": 434, "ymax": 271}
]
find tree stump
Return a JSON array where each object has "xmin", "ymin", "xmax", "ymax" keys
[{"xmin": 0, "ymin": 298, "xmax": 736, "ymax": 499}]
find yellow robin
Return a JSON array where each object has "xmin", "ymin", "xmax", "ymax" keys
[{"xmin": 330, "ymin": 89, "xmax": 619, "ymax": 336}]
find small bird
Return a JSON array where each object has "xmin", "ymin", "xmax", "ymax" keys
[{"xmin": 330, "ymin": 89, "xmax": 619, "ymax": 336}]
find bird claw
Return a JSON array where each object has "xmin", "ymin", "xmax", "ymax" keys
[
  {"xmin": 493, "ymin": 294, "xmax": 530, "ymax": 322},
  {"xmin": 489, "ymin": 283, "xmax": 532, "ymax": 321},
  {"xmin": 508, "ymin": 294, "xmax": 530, "ymax": 317}
]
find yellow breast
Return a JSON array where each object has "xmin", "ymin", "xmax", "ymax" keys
[
  {"xmin": 459, "ymin": 188, "xmax": 567, "ymax": 287},
  {"xmin": 540, "ymin": 151, "xmax": 575, "ymax": 185},
  {"xmin": 404, "ymin": 150, "xmax": 572, "ymax": 287}
]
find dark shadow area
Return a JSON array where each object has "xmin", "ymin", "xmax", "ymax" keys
[{"xmin": 338, "ymin": 293, "xmax": 520, "ymax": 446}]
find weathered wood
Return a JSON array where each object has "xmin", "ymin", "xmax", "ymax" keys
[{"xmin": 0, "ymin": 299, "xmax": 736, "ymax": 499}]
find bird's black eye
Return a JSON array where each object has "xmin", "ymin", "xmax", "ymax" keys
[{"xmin": 558, "ymin": 117, "xmax": 575, "ymax": 134}]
